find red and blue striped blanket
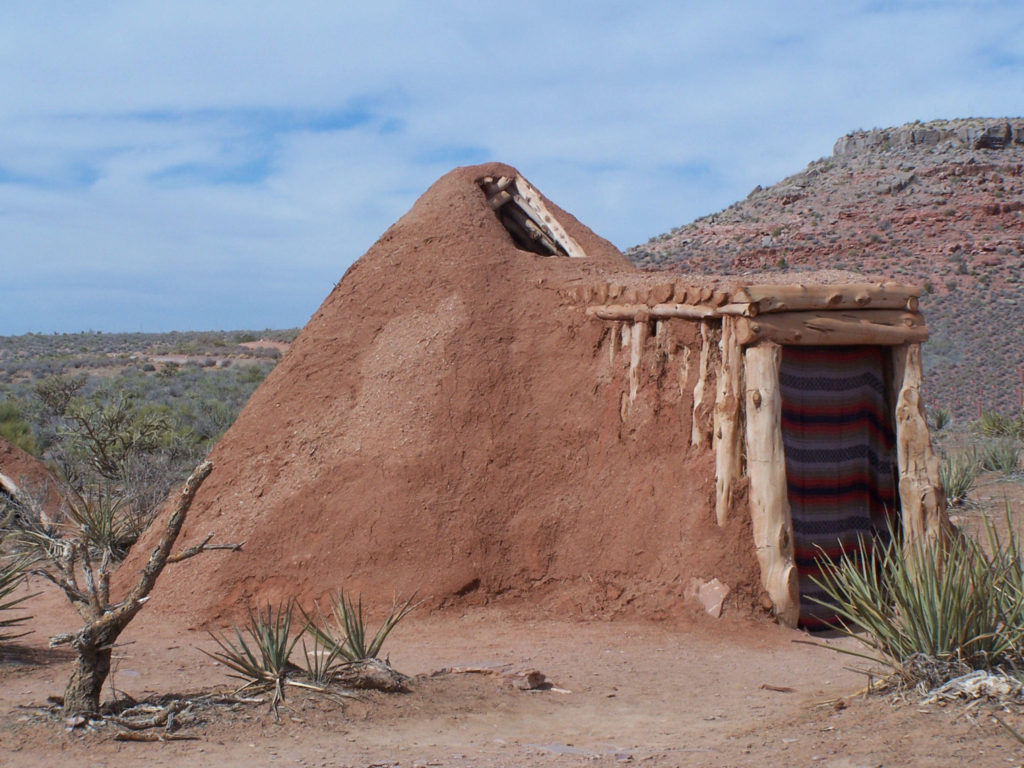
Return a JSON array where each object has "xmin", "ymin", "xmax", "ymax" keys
[{"xmin": 779, "ymin": 345, "xmax": 898, "ymax": 629}]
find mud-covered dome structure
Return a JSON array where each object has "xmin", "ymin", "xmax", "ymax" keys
[{"xmin": 125, "ymin": 163, "xmax": 946, "ymax": 628}]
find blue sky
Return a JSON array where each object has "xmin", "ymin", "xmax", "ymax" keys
[{"xmin": 1, "ymin": 1, "xmax": 1022, "ymax": 334}]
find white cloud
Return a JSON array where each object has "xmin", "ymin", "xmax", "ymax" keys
[{"xmin": 0, "ymin": 1, "xmax": 1022, "ymax": 332}]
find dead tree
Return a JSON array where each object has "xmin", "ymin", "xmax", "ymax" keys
[{"xmin": 32, "ymin": 461, "xmax": 237, "ymax": 716}]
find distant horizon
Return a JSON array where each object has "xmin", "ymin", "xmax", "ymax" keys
[
  {"xmin": 3, "ymin": 2, "xmax": 1022, "ymax": 334},
  {"xmin": 0, "ymin": 326, "xmax": 302, "ymax": 339}
]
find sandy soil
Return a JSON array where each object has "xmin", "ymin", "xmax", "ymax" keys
[
  {"xmin": 3, "ymin": 573, "xmax": 1023, "ymax": 768},
  {"xmin": 3, "ymin": 159, "xmax": 1022, "ymax": 765}
]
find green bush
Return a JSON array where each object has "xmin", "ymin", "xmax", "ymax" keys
[
  {"xmin": 0, "ymin": 554, "xmax": 35, "ymax": 643},
  {"xmin": 204, "ymin": 601, "xmax": 303, "ymax": 714},
  {"xmin": 0, "ymin": 399, "xmax": 38, "ymax": 455},
  {"xmin": 812, "ymin": 519, "xmax": 1024, "ymax": 686},
  {"xmin": 978, "ymin": 439, "xmax": 1022, "ymax": 475},
  {"xmin": 930, "ymin": 407, "xmax": 951, "ymax": 432},
  {"xmin": 301, "ymin": 591, "xmax": 420, "ymax": 662},
  {"xmin": 975, "ymin": 411, "xmax": 1024, "ymax": 439},
  {"xmin": 939, "ymin": 452, "xmax": 979, "ymax": 506}
]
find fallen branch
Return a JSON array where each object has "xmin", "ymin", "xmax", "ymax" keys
[
  {"xmin": 430, "ymin": 665, "xmax": 558, "ymax": 691},
  {"xmin": 111, "ymin": 701, "xmax": 190, "ymax": 731},
  {"xmin": 113, "ymin": 731, "xmax": 199, "ymax": 742},
  {"xmin": 167, "ymin": 534, "xmax": 244, "ymax": 564}
]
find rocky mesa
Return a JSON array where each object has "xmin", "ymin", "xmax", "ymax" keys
[{"xmin": 629, "ymin": 118, "xmax": 1024, "ymax": 419}]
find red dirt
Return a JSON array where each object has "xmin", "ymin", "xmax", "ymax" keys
[
  {"xmin": 7, "ymin": 165, "xmax": 1024, "ymax": 767},
  {"xmin": 3, "ymin": 582, "xmax": 1022, "ymax": 767},
  {"xmin": 0, "ymin": 438, "xmax": 61, "ymax": 515},
  {"xmin": 120, "ymin": 162, "xmax": 763, "ymax": 628}
]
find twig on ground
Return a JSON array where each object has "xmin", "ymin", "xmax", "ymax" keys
[{"xmin": 113, "ymin": 731, "xmax": 200, "ymax": 742}]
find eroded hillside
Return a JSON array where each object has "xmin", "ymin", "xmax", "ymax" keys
[{"xmin": 628, "ymin": 118, "xmax": 1024, "ymax": 419}]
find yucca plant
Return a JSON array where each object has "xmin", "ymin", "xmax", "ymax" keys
[
  {"xmin": 976, "ymin": 411, "xmax": 1016, "ymax": 437},
  {"xmin": 203, "ymin": 601, "xmax": 304, "ymax": 713},
  {"xmin": 939, "ymin": 451, "xmax": 979, "ymax": 506},
  {"xmin": 62, "ymin": 484, "xmax": 133, "ymax": 560},
  {"xmin": 930, "ymin": 407, "xmax": 951, "ymax": 432},
  {"xmin": 811, "ymin": 518, "xmax": 1024, "ymax": 683},
  {"xmin": 301, "ymin": 591, "xmax": 420, "ymax": 662},
  {"xmin": 0, "ymin": 555, "xmax": 36, "ymax": 643},
  {"xmin": 978, "ymin": 439, "xmax": 1022, "ymax": 475},
  {"xmin": 299, "ymin": 632, "xmax": 344, "ymax": 687}
]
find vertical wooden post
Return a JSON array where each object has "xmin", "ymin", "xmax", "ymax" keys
[
  {"xmin": 679, "ymin": 345, "xmax": 692, "ymax": 397},
  {"xmin": 691, "ymin": 320, "xmax": 714, "ymax": 447},
  {"xmin": 743, "ymin": 343, "xmax": 799, "ymax": 627},
  {"xmin": 628, "ymin": 318, "xmax": 649, "ymax": 404},
  {"xmin": 714, "ymin": 317, "xmax": 743, "ymax": 525},
  {"xmin": 609, "ymin": 321, "xmax": 622, "ymax": 364},
  {"xmin": 892, "ymin": 343, "xmax": 947, "ymax": 547}
]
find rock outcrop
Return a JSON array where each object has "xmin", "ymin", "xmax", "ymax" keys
[
  {"xmin": 834, "ymin": 119, "xmax": 1024, "ymax": 155},
  {"xmin": 629, "ymin": 118, "xmax": 1024, "ymax": 420}
]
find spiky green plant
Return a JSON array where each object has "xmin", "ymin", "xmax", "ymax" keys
[
  {"xmin": 939, "ymin": 451, "xmax": 979, "ymax": 506},
  {"xmin": 978, "ymin": 439, "xmax": 1022, "ymax": 475},
  {"xmin": 811, "ymin": 518, "xmax": 1024, "ymax": 681},
  {"xmin": 975, "ymin": 411, "xmax": 1023, "ymax": 438},
  {"xmin": 930, "ymin": 407, "xmax": 951, "ymax": 432},
  {"xmin": 203, "ymin": 601, "xmax": 304, "ymax": 713},
  {"xmin": 299, "ymin": 633, "xmax": 344, "ymax": 687},
  {"xmin": 61, "ymin": 485, "xmax": 133, "ymax": 560},
  {"xmin": 0, "ymin": 555, "xmax": 36, "ymax": 643},
  {"xmin": 301, "ymin": 591, "xmax": 419, "ymax": 662}
]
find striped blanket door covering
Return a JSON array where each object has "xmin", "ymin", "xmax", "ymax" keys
[{"xmin": 779, "ymin": 346, "xmax": 898, "ymax": 629}]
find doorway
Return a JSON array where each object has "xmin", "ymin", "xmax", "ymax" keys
[{"xmin": 778, "ymin": 345, "xmax": 899, "ymax": 628}]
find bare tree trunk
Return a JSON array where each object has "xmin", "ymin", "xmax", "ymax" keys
[
  {"xmin": 63, "ymin": 631, "xmax": 113, "ymax": 716},
  {"xmin": 42, "ymin": 461, "xmax": 222, "ymax": 718}
]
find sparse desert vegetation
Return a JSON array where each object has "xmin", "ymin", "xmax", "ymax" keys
[
  {"xmin": 3, "ymin": 121, "xmax": 1024, "ymax": 766},
  {"xmin": 0, "ymin": 328, "xmax": 295, "ymax": 538}
]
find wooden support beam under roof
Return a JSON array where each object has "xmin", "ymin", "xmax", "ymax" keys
[
  {"xmin": 570, "ymin": 280, "xmax": 920, "ymax": 314},
  {"xmin": 479, "ymin": 175, "xmax": 587, "ymax": 259},
  {"xmin": 576, "ymin": 279, "xmax": 928, "ymax": 346}
]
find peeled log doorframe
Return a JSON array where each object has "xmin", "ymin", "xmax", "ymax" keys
[
  {"xmin": 743, "ymin": 342, "xmax": 799, "ymax": 628},
  {"xmin": 628, "ymin": 319, "xmax": 649, "ymax": 404},
  {"xmin": 892, "ymin": 343, "xmax": 948, "ymax": 547},
  {"xmin": 691, "ymin": 320, "xmax": 715, "ymax": 448},
  {"xmin": 714, "ymin": 317, "xmax": 743, "ymax": 526}
]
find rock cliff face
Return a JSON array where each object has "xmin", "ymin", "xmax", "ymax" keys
[
  {"xmin": 833, "ymin": 119, "xmax": 1024, "ymax": 155},
  {"xmin": 628, "ymin": 118, "xmax": 1024, "ymax": 420}
]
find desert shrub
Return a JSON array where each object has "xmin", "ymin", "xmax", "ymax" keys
[
  {"xmin": 0, "ymin": 399, "xmax": 38, "ymax": 455},
  {"xmin": 206, "ymin": 592, "xmax": 417, "ymax": 715},
  {"xmin": 302, "ymin": 591, "xmax": 419, "ymax": 662},
  {"xmin": 0, "ymin": 554, "xmax": 35, "ymax": 644},
  {"xmin": 930, "ymin": 407, "xmax": 951, "ymax": 432},
  {"xmin": 976, "ymin": 410, "xmax": 1023, "ymax": 438},
  {"xmin": 239, "ymin": 364, "xmax": 269, "ymax": 384},
  {"xmin": 812, "ymin": 518, "xmax": 1024, "ymax": 687},
  {"xmin": 978, "ymin": 439, "xmax": 1022, "ymax": 475},
  {"xmin": 0, "ymin": 505, "xmax": 36, "ymax": 645},
  {"xmin": 205, "ymin": 601, "xmax": 304, "ymax": 713},
  {"xmin": 299, "ymin": 632, "xmax": 344, "ymax": 687},
  {"xmin": 939, "ymin": 452, "xmax": 979, "ymax": 506},
  {"xmin": 59, "ymin": 484, "xmax": 140, "ymax": 560}
]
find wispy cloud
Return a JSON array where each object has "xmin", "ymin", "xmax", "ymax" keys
[{"xmin": 0, "ymin": 1, "xmax": 1022, "ymax": 333}]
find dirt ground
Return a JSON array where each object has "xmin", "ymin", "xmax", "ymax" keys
[{"xmin": 4, "ymin": 519, "xmax": 1024, "ymax": 768}]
